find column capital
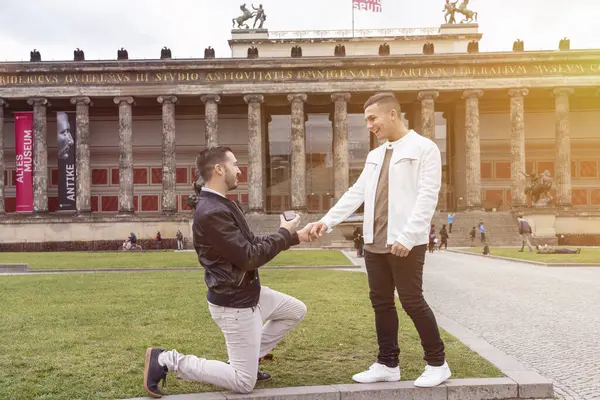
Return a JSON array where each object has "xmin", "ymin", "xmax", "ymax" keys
[
  {"xmin": 331, "ymin": 92, "xmax": 351, "ymax": 102},
  {"xmin": 70, "ymin": 96, "xmax": 92, "ymax": 106},
  {"xmin": 0, "ymin": 99, "xmax": 8, "ymax": 108},
  {"xmin": 157, "ymin": 95, "xmax": 178, "ymax": 105},
  {"xmin": 201, "ymin": 94, "xmax": 221, "ymax": 104},
  {"xmin": 417, "ymin": 91, "xmax": 439, "ymax": 100},
  {"xmin": 287, "ymin": 93, "xmax": 307, "ymax": 103},
  {"xmin": 113, "ymin": 96, "xmax": 134, "ymax": 105},
  {"xmin": 243, "ymin": 94, "xmax": 264, "ymax": 104},
  {"xmin": 508, "ymin": 88, "xmax": 529, "ymax": 98},
  {"xmin": 553, "ymin": 87, "xmax": 574, "ymax": 97},
  {"xmin": 27, "ymin": 97, "xmax": 50, "ymax": 107},
  {"xmin": 462, "ymin": 90, "xmax": 483, "ymax": 100}
]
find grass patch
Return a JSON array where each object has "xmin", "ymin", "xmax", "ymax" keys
[
  {"xmin": 0, "ymin": 250, "xmax": 351, "ymax": 270},
  {"xmin": 460, "ymin": 246, "xmax": 600, "ymax": 264},
  {"xmin": 0, "ymin": 270, "xmax": 501, "ymax": 400}
]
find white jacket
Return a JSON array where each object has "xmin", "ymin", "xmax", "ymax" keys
[{"xmin": 321, "ymin": 130, "xmax": 441, "ymax": 250}]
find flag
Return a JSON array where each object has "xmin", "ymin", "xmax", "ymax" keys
[{"xmin": 353, "ymin": 0, "xmax": 382, "ymax": 12}]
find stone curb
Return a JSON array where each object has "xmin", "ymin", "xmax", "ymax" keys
[
  {"xmin": 0, "ymin": 265, "xmax": 359, "ymax": 275},
  {"xmin": 122, "ymin": 377, "xmax": 552, "ymax": 400},
  {"xmin": 0, "ymin": 264, "xmax": 29, "ymax": 273},
  {"xmin": 447, "ymin": 248, "xmax": 600, "ymax": 267}
]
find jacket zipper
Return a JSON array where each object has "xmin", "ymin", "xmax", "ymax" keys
[{"xmin": 237, "ymin": 271, "xmax": 246, "ymax": 286}]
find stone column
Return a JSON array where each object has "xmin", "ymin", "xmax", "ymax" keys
[
  {"xmin": 418, "ymin": 91, "xmax": 439, "ymax": 140},
  {"xmin": 114, "ymin": 96, "xmax": 135, "ymax": 213},
  {"xmin": 70, "ymin": 96, "xmax": 92, "ymax": 214},
  {"xmin": 287, "ymin": 93, "xmax": 308, "ymax": 210},
  {"xmin": 0, "ymin": 99, "xmax": 7, "ymax": 214},
  {"xmin": 27, "ymin": 97, "xmax": 50, "ymax": 213},
  {"xmin": 158, "ymin": 95, "xmax": 178, "ymax": 214},
  {"xmin": 462, "ymin": 90, "xmax": 483, "ymax": 209},
  {"xmin": 244, "ymin": 94, "xmax": 265, "ymax": 213},
  {"xmin": 554, "ymin": 88, "xmax": 574, "ymax": 206},
  {"xmin": 201, "ymin": 94, "xmax": 220, "ymax": 148},
  {"xmin": 331, "ymin": 93, "xmax": 351, "ymax": 201},
  {"xmin": 508, "ymin": 89, "xmax": 528, "ymax": 207}
]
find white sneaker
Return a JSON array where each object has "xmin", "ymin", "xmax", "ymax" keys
[
  {"xmin": 414, "ymin": 362, "xmax": 451, "ymax": 387},
  {"xmin": 352, "ymin": 363, "xmax": 401, "ymax": 383}
]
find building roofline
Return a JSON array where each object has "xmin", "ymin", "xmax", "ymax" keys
[{"xmin": 1, "ymin": 49, "xmax": 599, "ymax": 73}]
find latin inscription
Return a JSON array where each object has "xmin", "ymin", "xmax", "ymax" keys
[{"xmin": 1, "ymin": 63, "xmax": 599, "ymax": 86}]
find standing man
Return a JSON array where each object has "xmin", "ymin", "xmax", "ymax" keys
[
  {"xmin": 310, "ymin": 93, "xmax": 450, "ymax": 388},
  {"xmin": 143, "ymin": 146, "xmax": 313, "ymax": 398},
  {"xmin": 447, "ymin": 213, "xmax": 455, "ymax": 234},
  {"xmin": 517, "ymin": 215, "xmax": 533, "ymax": 252}
]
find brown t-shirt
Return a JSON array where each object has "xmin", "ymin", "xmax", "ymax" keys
[{"xmin": 364, "ymin": 148, "xmax": 393, "ymax": 254}]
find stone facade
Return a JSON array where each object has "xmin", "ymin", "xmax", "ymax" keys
[{"xmin": 2, "ymin": 48, "xmax": 600, "ymax": 245}]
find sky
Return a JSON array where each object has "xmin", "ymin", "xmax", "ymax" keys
[{"xmin": 0, "ymin": 0, "xmax": 599, "ymax": 62}]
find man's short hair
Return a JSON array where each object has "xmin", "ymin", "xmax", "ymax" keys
[
  {"xmin": 363, "ymin": 93, "xmax": 401, "ymax": 113},
  {"xmin": 195, "ymin": 146, "xmax": 233, "ymax": 183}
]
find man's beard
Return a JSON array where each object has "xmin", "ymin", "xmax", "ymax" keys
[{"xmin": 226, "ymin": 174, "xmax": 238, "ymax": 190}]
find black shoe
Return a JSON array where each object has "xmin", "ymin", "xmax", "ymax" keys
[
  {"xmin": 257, "ymin": 370, "xmax": 271, "ymax": 382},
  {"xmin": 144, "ymin": 347, "xmax": 168, "ymax": 398}
]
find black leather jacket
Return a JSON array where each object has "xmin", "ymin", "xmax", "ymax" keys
[{"xmin": 193, "ymin": 190, "xmax": 299, "ymax": 308}]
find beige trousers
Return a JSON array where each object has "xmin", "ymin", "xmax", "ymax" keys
[
  {"xmin": 158, "ymin": 286, "xmax": 307, "ymax": 394},
  {"xmin": 521, "ymin": 233, "xmax": 533, "ymax": 251}
]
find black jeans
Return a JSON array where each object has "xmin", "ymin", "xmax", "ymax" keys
[{"xmin": 364, "ymin": 245, "xmax": 445, "ymax": 368}]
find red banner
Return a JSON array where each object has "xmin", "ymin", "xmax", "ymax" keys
[
  {"xmin": 353, "ymin": 0, "xmax": 382, "ymax": 12},
  {"xmin": 14, "ymin": 112, "xmax": 34, "ymax": 212}
]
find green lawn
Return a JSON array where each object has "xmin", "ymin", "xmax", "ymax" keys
[
  {"xmin": 0, "ymin": 250, "xmax": 352, "ymax": 270},
  {"xmin": 0, "ymin": 270, "xmax": 501, "ymax": 400},
  {"xmin": 461, "ymin": 246, "xmax": 600, "ymax": 264}
]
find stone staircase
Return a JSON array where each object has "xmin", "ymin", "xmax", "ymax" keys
[
  {"xmin": 245, "ymin": 211, "xmax": 523, "ymax": 249},
  {"xmin": 431, "ymin": 211, "xmax": 522, "ymax": 247}
]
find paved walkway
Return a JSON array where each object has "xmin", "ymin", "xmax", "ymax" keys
[{"xmin": 406, "ymin": 250, "xmax": 599, "ymax": 400}]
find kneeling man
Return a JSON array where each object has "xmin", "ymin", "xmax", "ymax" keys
[{"xmin": 144, "ymin": 146, "xmax": 313, "ymax": 397}]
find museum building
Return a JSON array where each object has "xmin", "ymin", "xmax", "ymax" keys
[{"xmin": 2, "ymin": 20, "xmax": 600, "ymax": 246}]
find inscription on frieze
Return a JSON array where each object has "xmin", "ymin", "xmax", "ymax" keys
[{"xmin": 1, "ymin": 63, "xmax": 599, "ymax": 86}]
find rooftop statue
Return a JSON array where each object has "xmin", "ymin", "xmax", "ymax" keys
[
  {"xmin": 442, "ymin": 0, "xmax": 458, "ymax": 24},
  {"xmin": 456, "ymin": 0, "xmax": 478, "ymax": 23},
  {"xmin": 252, "ymin": 4, "xmax": 267, "ymax": 29},
  {"xmin": 443, "ymin": 0, "xmax": 477, "ymax": 24},
  {"xmin": 232, "ymin": 4, "xmax": 253, "ymax": 29}
]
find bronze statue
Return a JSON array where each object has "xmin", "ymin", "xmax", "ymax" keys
[
  {"xmin": 247, "ymin": 46, "xmax": 259, "ymax": 58},
  {"xmin": 232, "ymin": 4, "xmax": 254, "ymax": 29},
  {"xmin": 204, "ymin": 46, "xmax": 215, "ymax": 59},
  {"xmin": 456, "ymin": 0, "xmax": 477, "ymax": 23},
  {"xmin": 74, "ymin": 48, "xmax": 85, "ymax": 61},
  {"xmin": 117, "ymin": 48, "xmax": 128, "ymax": 60},
  {"xmin": 291, "ymin": 45, "xmax": 302, "ymax": 58},
  {"xmin": 334, "ymin": 44, "xmax": 346, "ymax": 57},
  {"xmin": 423, "ymin": 42, "xmax": 435, "ymax": 55},
  {"xmin": 513, "ymin": 39, "xmax": 524, "ymax": 52},
  {"xmin": 467, "ymin": 40, "xmax": 479, "ymax": 53},
  {"xmin": 378, "ymin": 43, "xmax": 390, "ymax": 56},
  {"xmin": 442, "ymin": 0, "xmax": 458, "ymax": 24},
  {"xmin": 30, "ymin": 49, "xmax": 41, "ymax": 62},
  {"xmin": 559, "ymin": 37, "xmax": 570, "ymax": 51},
  {"xmin": 160, "ymin": 46, "xmax": 172, "ymax": 59},
  {"xmin": 252, "ymin": 4, "xmax": 266, "ymax": 29},
  {"xmin": 522, "ymin": 170, "xmax": 553, "ymax": 206}
]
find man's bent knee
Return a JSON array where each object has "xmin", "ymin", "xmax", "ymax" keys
[{"xmin": 233, "ymin": 374, "xmax": 257, "ymax": 394}]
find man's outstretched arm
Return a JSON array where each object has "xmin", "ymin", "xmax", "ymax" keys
[
  {"xmin": 200, "ymin": 211, "xmax": 300, "ymax": 271},
  {"xmin": 313, "ymin": 163, "xmax": 370, "ymax": 235}
]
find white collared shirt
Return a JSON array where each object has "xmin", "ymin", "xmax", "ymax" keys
[{"xmin": 202, "ymin": 187, "xmax": 226, "ymax": 198}]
